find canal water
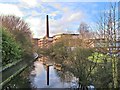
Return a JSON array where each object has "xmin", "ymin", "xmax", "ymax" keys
[{"xmin": 3, "ymin": 58, "xmax": 79, "ymax": 89}]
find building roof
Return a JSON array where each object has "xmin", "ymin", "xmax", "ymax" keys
[
  {"xmin": 53, "ymin": 33, "xmax": 79, "ymax": 37},
  {"xmin": 32, "ymin": 38, "xmax": 40, "ymax": 40}
]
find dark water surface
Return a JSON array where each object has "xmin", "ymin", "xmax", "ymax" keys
[{"xmin": 3, "ymin": 58, "xmax": 78, "ymax": 89}]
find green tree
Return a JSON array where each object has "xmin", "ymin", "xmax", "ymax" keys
[
  {"xmin": 88, "ymin": 52, "xmax": 113, "ymax": 88},
  {"xmin": 48, "ymin": 36, "xmax": 95, "ymax": 87},
  {"xmin": 1, "ymin": 27, "xmax": 22, "ymax": 66},
  {"xmin": 0, "ymin": 15, "xmax": 33, "ymax": 59},
  {"xmin": 49, "ymin": 41, "xmax": 68, "ymax": 64},
  {"xmin": 66, "ymin": 47, "xmax": 94, "ymax": 87}
]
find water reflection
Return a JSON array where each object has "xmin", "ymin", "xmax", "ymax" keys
[
  {"xmin": 3, "ymin": 57, "xmax": 79, "ymax": 89},
  {"xmin": 30, "ymin": 60, "xmax": 72, "ymax": 88}
]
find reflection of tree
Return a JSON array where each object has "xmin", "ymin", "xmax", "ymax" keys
[
  {"xmin": 55, "ymin": 68, "xmax": 74, "ymax": 87},
  {"xmin": 47, "ymin": 3, "xmax": 119, "ymax": 87},
  {"xmin": 48, "ymin": 35, "xmax": 95, "ymax": 88}
]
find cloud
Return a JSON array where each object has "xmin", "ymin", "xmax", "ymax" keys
[
  {"xmin": 25, "ymin": 17, "xmax": 46, "ymax": 38},
  {"xmin": 39, "ymin": 0, "xmax": 119, "ymax": 2},
  {"xmin": 0, "ymin": 1, "xmax": 86, "ymax": 38},
  {"xmin": 0, "ymin": 3, "xmax": 23, "ymax": 17},
  {"xmin": 0, "ymin": 0, "xmax": 19, "ymax": 3},
  {"xmin": 67, "ymin": 12, "xmax": 84, "ymax": 22},
  {"xmin": 21, "ymin": 0, "xmax": 37, "ymax": 7},
  {"xmin": 0, "ymin": 1, "xmax": 100, "ymax": 38},
  {"xmin": 48, "ymin": 3, "xmax": 70, "ymax": 13},
  {"xmin": 21, "ymin": 2, "xmax": 85, "ymax": 38},
  {"xmin": 34, "ymin": 3, "xmax": 86, "ymax": 37},
  {"xmin": 49, "ymin": 11, "xmax": 60, "ymax": 17},
  {"xmin": 48, "ymin": 11, "xmax": 84, "ymax": 36}
]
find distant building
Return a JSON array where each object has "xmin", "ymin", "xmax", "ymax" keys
[
  {"xmin": 43, "ymin": 37, "xmax": 53, "ymax": 48},
  {"xmin": 33, "ymin": 14, "xmax": 120, "ymax": 52},
  {"xmin": 94, "ymin": 38, "xmax": 120, "ymax": 55},
  {"xmin": 36, "ymin": 15, "xmax": 81, "ymax": 48},
  {"xmin": 38, "ymin": 38, "xmax": 44, "ymax": 48},
  {"xmin": 38, "ymin": 33, "xmax": 80, "ymax": 48},
  {"xmin": 32, "ymin": 38, "xmax": 40, "ymax": 49},
  {"xmin": 52, "ymin": 34, "xmax": 63, "ymax": 44},
  {"xmin": 52, "ymin": 33, "xmax": 79, "ymax": 44}
]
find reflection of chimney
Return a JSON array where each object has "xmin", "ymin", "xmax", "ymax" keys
[{"xmin": 46, "ymin": 15, "xmax": 49, "ymax": 38}]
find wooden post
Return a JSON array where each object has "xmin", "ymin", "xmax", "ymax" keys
[{"xmin": 47, "ymin": 65, "xmax": 49, "ymax": 85}]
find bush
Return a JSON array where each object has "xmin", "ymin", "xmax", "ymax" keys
[
  {"xmin": 2, "ymin": 28, "xmax": 22, "ymax": 66},
  {"xmin": 0, "ymin": 15, "xmax": 33, "ymax": 59}
]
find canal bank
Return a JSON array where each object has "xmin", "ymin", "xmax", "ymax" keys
[
  {"xmin": 2, "ymin": 57, "xmax": 79, "ymax": 89},
  {"xmin": 1, "ymin": 54, "xmax": 39, "ymax": 88}
]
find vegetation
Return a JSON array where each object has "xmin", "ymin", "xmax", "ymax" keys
[
  {"xmin": 95, "ymin": 2, "xmax": 119, "ymax": 88},
  {"xmin": 0, "ymin": 2, "xmax": 119, "ymax": 89},
  {"xmin": 1, "ymin": 27, "xmax": 22, "ymax": 66},
  {"xmin": 88, "ymin": 52, "xmax": 113, "ymax": 88},
  {"xmin": 67, "ymin": 47, "xmax": 94, "ymax": 87},
  {"xmin": 40, "ymin": 2, "xmax": 119, "ymax": 88},
  {"xmin": 1, "ymin": 15, "xmax": 34, "ymax": 67},
  {"xmin": 1, "ymin": 15, "xmax": 35, "ymax": 88},
  {"xmin": 46, "ymin": 35, "xmax": 94, "ymax": 88},
  {"xmin": 0, "ymin": 15, "xmax": 33, "ymax": 60}
]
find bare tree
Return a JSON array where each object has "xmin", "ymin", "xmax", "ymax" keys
[
  {"xmin": 0, "ymin": 15, "xmax": 34, "ymax": 57},
  {"xmin": 78, "ymin": 22, "xmax": 95, "ymax": 48},
  {"xmin": 78, "ymin": 22, "xmax": 91, "ymax": 39},
  {"xmin": 95, "ymin": 2, "xmax": 119, "ymax": 88}
]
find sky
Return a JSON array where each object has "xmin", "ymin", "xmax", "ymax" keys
[{"xmin": 0, "ymin": 0, "xmax": 119, "ymax": 38}]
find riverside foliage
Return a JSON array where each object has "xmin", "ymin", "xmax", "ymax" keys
[
  {"xmin": 38, "ymin": 35, "xmax": 118, "ymax": 88},
  {"xmin": 2, "ymin": 28, "xmax": 22, "ymax": 66},
  {"xmin": 1, "ymin": 15, "xmax": 33, "ymax": 66}
]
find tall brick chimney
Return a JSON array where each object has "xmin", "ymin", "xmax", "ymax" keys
[
  {"xmin": 118, "ymin": 2, "xmax": 120, "ymax": 39},
  {"xmin": 46, "ymin": 15, "xmax": 49, "ymax": 38}
]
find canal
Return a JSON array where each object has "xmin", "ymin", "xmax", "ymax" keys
[{"xmin": 3, "ymin": 57, "xmax": 79, "ymax": 89}]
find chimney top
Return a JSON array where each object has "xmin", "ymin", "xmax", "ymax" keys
[{"xmin": 46, "ymin": 15, "xmax": 49, "ymax": 38}]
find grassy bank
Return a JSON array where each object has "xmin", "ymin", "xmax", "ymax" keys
[{"xmin": 1, "ymin": 57, "xmax": 38, "ymax": 88}]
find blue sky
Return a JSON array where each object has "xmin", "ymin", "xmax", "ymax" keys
[{"xmin": 0, "ymin": 0, "xmax": 119, "ymax": 38}]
